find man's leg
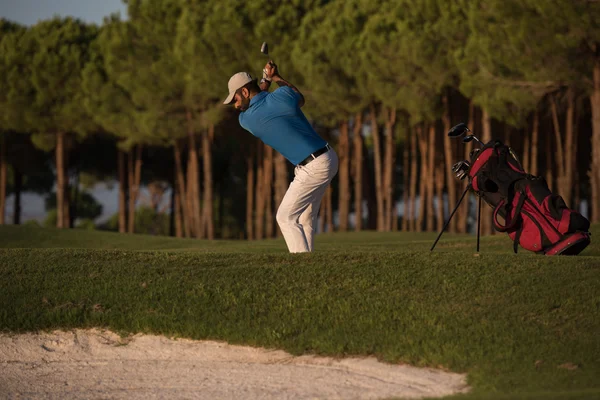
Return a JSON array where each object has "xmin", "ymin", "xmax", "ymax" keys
[
  {"xmin": 276, "ymin": 150, "xmax": 338, "ymax": 253},
  {"xmin": 298, "ymin": 185, "xmax": 328, "ymax": 252},
  {"xmin": 276, "ymin": 177, "xmax": 311, "ymax": 253}
]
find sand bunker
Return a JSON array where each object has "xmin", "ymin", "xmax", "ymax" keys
[{"xmin": 0, "ymin": 329, "xmax": 469, "ymax": 399}]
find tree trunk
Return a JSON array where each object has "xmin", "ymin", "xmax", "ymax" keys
[
  {"xmin": 458, "ymin": 102, "xmax": 475, "ymax": 234},
  {"xmin": 62, "ymin": 141, "xmax": 71, "ymax": 229},
  {"xmin": 416, "ymin": 124, "xmax": 427, "ymax": 232},
  {"xmin": 522, "ymin": 125, "xmax": 531, "ymax": 173},
  {"xmin": 409, "ymin": 127, "xmax": 418, "ymax": 232},
  {"xmin": 274, "ymin": 153, "xmax": 287, "ymax": 237},
  {"xmin": 186, "ymin": 153, "xmax": 194, "ymax": 237},
  {"xmin": 401, "ymin": 125, "xmax": 410, "ymax": 231},
  {"xmin": 426, "ymin": 124, "xmax": 436, "ymax": 232},
  {"xmin": 13, "ymin": 167, "xmax": 22, "ymax": 225},
  {"xmin": 56, "ymin": 132, "xmax": 65, "ymax": 229},
  {"xmin": 263, "ymin": 145, "xmax": 274, "ymax": 238},
  {"xmin": 168, "ymin": 174, "xmax": 175, "ymax": 237},
  {"xmin": 118, "ymin": 149, "xmax": 127, "ymax": 233},
  {"xmin": 563, "ymin": 89, "xmax": 576, "ymax": 207},
  {"xmin": 352, "ymin": 112, "xmax": 364, "ymax": 231},
  {"xmin": 325, "ymin": 186, "xmax": 333, "ymax": 232},
  {"xmin": 246, "ymin": 152, "xmax": 255, "ymax": 240},
  {"xmin": 383, "ymin": 108, "xmax": 397, "ymax": 232},
  {"xmin": 369, "ymin": 104, "xmax": 385, "ymax": 231},
  {"xmin": 187, "ymin": 113, "xmax": 202, "ymax": 239},
  {"xmin": 435, "ymin": 158, "xmax": 445, "ymax": 231},
  {"xmin": 504, "ymin": 123, "xmax": 511, "ymax": 146},
  {"xmin": 254, "ymin": 142, "xmax": 264, "ymax": 239},
  {"xmin": 202, "ymin": 125, "xmax": 214, "ymax": 240},
  {"xmin": 134, "ymin": 145, "xmax": 143, "ymax": 229},
  {"xmin": 572, "ymin": 97, "xmax": 581, "ymax": 211},
  {"xmin": 218, "ymin": 180, "xmax": 224, "ymax": 239},
  {"xmin": 0, "ymin": 134, "xmax": 6, "ymax": 225},
  {"xmin": 127, "ymin": 146, "xmax": 135, "ymax": 233},
  {"xmin": 128, "ymin": 144, "xmax": 143, "ymax": 234},
  {"xmin": 550, "ymin": 95, "xmax": 568, "ymax": 201},
  {"xmin": 574, "ymin": 172, "xmax": 581, "ymax": 214},
  {"xmin": 70, "ymin": 167, "xmax": 80, "ymax": 228},
  {"xmin": 318, "ymin": 193, "xmax": 325, "ymax": 233},
  {"xmin": 481, "ymin": 110, "xmax": 493, "ymax": 235},
  {"xmin": 531, "ymin": 110, "xmax": 540, "ymax": 176},
  {"xmin": 174, "ymin": 141, "xmax": 190, "ymax": 238},
  {"xmin": 442, "ymin": 93, "xmax": 457, "ymax": 233},
  {"xmin": 546, "ymin": 134, "xmax": 553, "ymax": 192},
  {"xmin": 319, "ymin": 186, "xmax": 332, "ymax": 233},
  {"xmin": 174, "ymin": 186, "xmax": 183, "ymax": 238},
  {"xmin": 338, "ymin": 120, "xmax": 351, "ymax": 231},
  {"xmin": 363, "ymin": 138, "xmax": 377, "ymax": 230},
  {"xmin": 589, "ymin": 56, "xmax": 600, "ymax": 223}
]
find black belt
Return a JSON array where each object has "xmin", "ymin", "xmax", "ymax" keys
[{"xmin": 299, "ymin": 145, "xmax": 330, "ymax": 166}]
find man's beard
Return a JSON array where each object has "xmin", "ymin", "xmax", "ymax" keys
[{"xmin": 237, "ymin": 96, "xmax": 250, "ymax": 111}]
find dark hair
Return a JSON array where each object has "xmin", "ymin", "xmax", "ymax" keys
[{"xmin": 237, "ymin": 79, "xmax": 260, "ymax": 96}]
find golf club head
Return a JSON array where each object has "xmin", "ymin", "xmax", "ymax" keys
[
  {"xmin": 463, "ymin": 134, "xmax": 484, "ymax": 147},
  {"xmin": 448, "ymin": 122, "xmax": 470, "ymax": 138},
  {"xmin": 260, "ymin": 42, "xmax": 269, "ymax": 56},
  {"xmin": 469, "ymin": 148, "xmax": 481, "ymax": 159},
  {"xmin": 452, "ymin": 160, "xmax": 471, "ymax": 180}
]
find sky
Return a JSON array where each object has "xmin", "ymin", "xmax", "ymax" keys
[{"xmin": 0, "ymin": 0, "xmax": 127, "ymax": 26}]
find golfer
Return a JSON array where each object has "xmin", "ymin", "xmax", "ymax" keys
[{"xmin": 223, "ymin": 61, "xmax": 338, "ymax": 253}]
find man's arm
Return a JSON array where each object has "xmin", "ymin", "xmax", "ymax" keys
[{"xmin": 272, "ymin": 75, "xmax": 305, "ymax": 108}]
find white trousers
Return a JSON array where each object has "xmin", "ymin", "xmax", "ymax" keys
[{"xmin": 276, "ymin": 148, "xmax": 339, "ymax": 253}]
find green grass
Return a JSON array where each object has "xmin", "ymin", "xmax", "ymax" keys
[{"xmin": 1, "ymin": 224, "xmax": 599, "ymax": 399}]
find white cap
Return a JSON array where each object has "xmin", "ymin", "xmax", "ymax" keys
[{"xmin": 223, "ymin": 72, "xmax": 253, "ymax": 105}]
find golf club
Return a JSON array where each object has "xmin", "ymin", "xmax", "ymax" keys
[
  {"xmin": 462, "ymin": 135, "xmax": 484, "ymax": 147},
  {"xmin": 469, "ymin": 148, "xmax": 481, "ymax": 159},
  {"xmin": 452, "ymin": 160, "xmax": 471, "ymax": 180},
  {"xmin": 260, "ymin": 42, "xmax": 269, "ymax": 57},
  {"xmin": 260, "ymin": 41, "xmax": 276, "ymax": 80},
  {"xmin": 447, "ymin": 122, "xmax": 470, "ymax": 138}
]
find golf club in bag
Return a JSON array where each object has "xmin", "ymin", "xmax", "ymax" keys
[{"xmin": 431, "ymin": 123, "xmax": 592, "ymax": 255}]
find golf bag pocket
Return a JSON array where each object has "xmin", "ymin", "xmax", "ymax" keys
[
  {"xmin": 492, "ymin": 178, "xmax": 590, "ymax": 254},
  {"xmin": 523, "ymin": 178, "xmax": 590, "ymax": 235},
  {"xmin": 493, "ymin": 191, "xmax": 547, "ymax": 253}
]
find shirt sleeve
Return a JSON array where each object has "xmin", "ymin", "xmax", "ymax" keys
[
  {"xmin": 238, "ymin": 113, "xmax": 250, "ymax": 133},
  {"xmin": 272, "ymin": 86, "xmax": 301, "ymax": 107},
  {"xmin": 238, "ymin": 113, "xmax": 246, "ymax": 129}
]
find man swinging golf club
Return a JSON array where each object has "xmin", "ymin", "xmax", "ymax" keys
[{"xmin": 223, "ymin": 60, "xmax": 338, "ymax": 253}]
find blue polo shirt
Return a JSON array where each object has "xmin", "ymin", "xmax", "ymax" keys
[{"xmin": 239, "ymin": 87, "xmax": 327, "ymax": 166}]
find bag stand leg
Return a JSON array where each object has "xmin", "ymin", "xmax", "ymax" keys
[{"xmin": 431, "ymin": 184, "xmax": 471, "ymax": 251}]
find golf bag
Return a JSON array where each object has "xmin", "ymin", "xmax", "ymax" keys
[{"xmin": 467, "ymin": 140, "xmax": 591, "ymax": 255}]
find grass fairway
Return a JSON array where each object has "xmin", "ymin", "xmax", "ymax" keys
[{"xmin": 1, "ymin": 224, "xmax": 599, "ymax": 399}]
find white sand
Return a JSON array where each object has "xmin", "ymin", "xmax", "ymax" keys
[{"xmin": 0, "ymin": 329, "xmax": 469, "ymax": 399}]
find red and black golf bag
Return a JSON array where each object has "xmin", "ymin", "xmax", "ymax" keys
[
  {"xmin": 467, "ymin": 140, "xmax": 591, "ymax": 255},
  {"xmin": 432, "ymin": 123, "xmax": 591, "ymax": 255}
]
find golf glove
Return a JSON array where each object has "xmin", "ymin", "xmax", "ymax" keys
[{"xmin": 262, "ymin": 68, "xmax": 272, "ymax": 82}]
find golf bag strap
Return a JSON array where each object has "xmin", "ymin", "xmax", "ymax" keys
[
  {"xmin": 493, "ymin": 191, "xmax": 526, "ymax": 232},
  {"xmin": 513, "ymin": 225, "xmax": 523, "ymax": 254},
  {"xmin": 497, "ymin": 144, "xmax": 508, "ymax": 165}
]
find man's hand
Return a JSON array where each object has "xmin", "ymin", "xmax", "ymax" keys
[
  {"xmin": 263, "ymin": 60, "xmax": 279, "ymax": 81},
  {"xmin": 263, "ymin": 60, "xmax": 305, "ymax": 107}
]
